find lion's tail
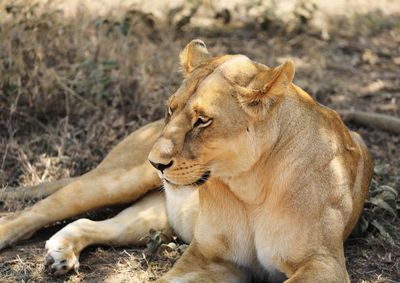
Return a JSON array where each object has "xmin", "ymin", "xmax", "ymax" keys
[{"xmin": 0, "ymin": 178, "xmax": 77, "ymax": 201}]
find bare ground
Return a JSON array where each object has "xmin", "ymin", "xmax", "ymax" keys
[{"xmin": 0, "ymin": 1, "xmax": 399, "ymax": 282}]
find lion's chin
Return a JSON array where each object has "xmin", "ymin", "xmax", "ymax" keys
[{"xmin": 164, "ymin": 171, "xmax": 211, "ymax": 187}]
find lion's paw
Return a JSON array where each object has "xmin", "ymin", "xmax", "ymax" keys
[{"xmin": 44, "ymin": 239, "xmax": 80, "ymax": 275}]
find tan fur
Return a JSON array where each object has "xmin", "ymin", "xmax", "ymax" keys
[{"xmin": 0, "ymin": 39, "xmax": 373, "ymax": 282}]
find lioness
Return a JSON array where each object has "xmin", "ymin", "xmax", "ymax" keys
[{"xmin": 0, "ymin": 39, "xmax": 373, "ymax": 282}]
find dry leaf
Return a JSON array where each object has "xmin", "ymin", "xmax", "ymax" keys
[{"xmin": 362, "ymin": 49, "xmax": 379, "ymax": 65}]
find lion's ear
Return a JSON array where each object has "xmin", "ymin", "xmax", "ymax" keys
[
  {"xmin": 238, "ymin": 60, "xmax": 295, "ymax": 118},
  {"xmin": 180, "ymin": 39, "xmax": 211, "ymax": 77}
]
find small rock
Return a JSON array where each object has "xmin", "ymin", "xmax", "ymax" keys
[{"xmin": 167, "ymin": 242, "xmax": 177, "ymax": 250}]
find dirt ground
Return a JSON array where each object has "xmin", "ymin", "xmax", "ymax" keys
[{"xmin": 0, "ymin": 1, "xmax": 399, "ymax": 282}]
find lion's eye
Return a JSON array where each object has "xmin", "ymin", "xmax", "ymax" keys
[{"xmin": 194, "ymin": 116, "xmax": 212, "ymax": 128}]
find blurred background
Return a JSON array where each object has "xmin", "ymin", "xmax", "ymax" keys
[{"xmin": 0, "ymin": 0, "xmax": 399, "ymax": 282}]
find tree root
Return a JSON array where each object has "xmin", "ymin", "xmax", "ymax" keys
[{"xmin": 337, "ymin": 110, "xmax": 400, "ymax": 135}]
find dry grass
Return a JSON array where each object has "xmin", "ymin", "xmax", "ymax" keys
[
  {"xmin": 0, "ymin": 1, "xmax": 183, "ymax": 188},
  {"xmin": 0, "ymin": 1, "xmax": 399, "ymax": 282}
]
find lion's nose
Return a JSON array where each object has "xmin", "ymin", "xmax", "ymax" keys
[{"xmin": 149, "ymin": 160, "xmax": 173, "ymax": 173}]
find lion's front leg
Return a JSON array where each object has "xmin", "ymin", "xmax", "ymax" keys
[
  {"xmin": 44, "ymin": 191, "xmax": 168, "ymax": 275},
  {"xmin": 0, "ymin": 120, "xmax": 164, "ymax": 250},
  {"xmin": 157, "ymin": 242, "xmax": 249, "ymax": 283},
  {"xmin": 0, "ymin": 162, "xmax": 161, "ymax": 250},
  {"xmin": 284, "ymin": 253, "xmax": 350, "ymax": 283}
]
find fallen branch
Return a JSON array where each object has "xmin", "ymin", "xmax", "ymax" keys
[{"xmin": 337, "ymin": 110, "xmax": 400, "ymax": 135}]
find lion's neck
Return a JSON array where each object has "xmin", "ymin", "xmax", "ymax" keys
[
  {"xmin": 220, "ymin": 93, "xmax": 311, "ymax": 205},
  {"xmin": 219, "ymin": 116, "xmax": 281, "ymax": 204},
  {"xmin": 221, "ymin": 167, "xmax": 269, "ymax": 205}
]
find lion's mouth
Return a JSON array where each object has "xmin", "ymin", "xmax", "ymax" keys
[{"xmin": 164, "ymin": 170, "xmax": 211, "ymax": 187}]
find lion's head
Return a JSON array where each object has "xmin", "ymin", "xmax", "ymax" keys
[{"xmin": 148, "ymin": 39, "xmax": 295, "ymax": 187}]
